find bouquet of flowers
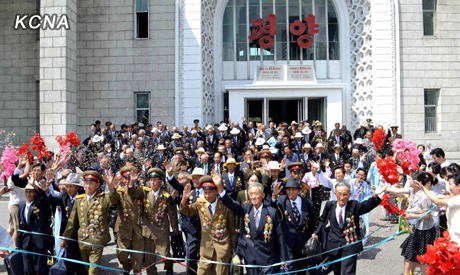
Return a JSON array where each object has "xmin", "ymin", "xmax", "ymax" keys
[
  {"xmin": 371, "ymin": 129, "xmax": 387, "ymax": 150},
  {"xmin": 377, "ymin": 158, "xmax": 399, "ymax": 185},
  {"xmin": 417, "ymin": 231, "xmax": 460, "ymax": 274},
  {"xmin": 30, "ymin": 133, "xmax": 52, "ymax": 159},
  {"xmin": 0, "ymin": 147, "xmax": 18, "ymax": 180},
  {"xmin": 392, "ymin": 139, "xmax": 421, "ymax": 170}
]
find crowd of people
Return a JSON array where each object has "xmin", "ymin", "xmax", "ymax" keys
[{"xmin": 1, "ymin": 117, "xmax": 459, "ymax": 275}]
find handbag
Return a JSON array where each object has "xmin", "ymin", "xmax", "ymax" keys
[
  {"xmin": 301, "ymin": 237, "xmax": 323, "ymax": 261},
  {"xmin": 49, "ymin": 249, "xmax": 67, "ymax": 275},
  {"xmin": 4, "ymin": 251, "xmax": 23, "ymax": 275},
  {"xmin": 170, "ymin": 232, "xmax": 186, "ymax": 261}
]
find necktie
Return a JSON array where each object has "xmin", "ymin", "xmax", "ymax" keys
[
  {"xmin": 292, "ymin": 201, "xmax": 300, "ymax": 225},
  {"xmin": 339, "ymin": 209, "xmax": 344, "ymax": 228},
  {"xmin": 208, "ymin": 204, "xmax": 213, "ymax": 216},
  {"xmin": 196, "ymin": 190, "xmax": 200, "ymax": 198},
  {"xmin": 229, "ymin": 175, "xmax": 233, "ymax": 187},
  {"xmin": 204, "ymin": 165, "xmax": 208, "ymax": 175},
  {"xmin": 25, "ymin": 205, "xmax": 30, "ymax": 224},
  {"xmin": 254, "ymin": 209, "xmax": 260, "ymax": 229}
]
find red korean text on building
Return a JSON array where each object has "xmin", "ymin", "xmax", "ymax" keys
[
  {"xmin": 289, "ymin": 14, "xmax": 320, "ymax": 48},
  {"xmin": 248, "ymin": 13, "xmax": 277, "ymax": 49}
]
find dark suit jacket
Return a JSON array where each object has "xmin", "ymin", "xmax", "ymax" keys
[
  {"xmin": 167, "ymin": 176, "xmax": 201, "ymax": 236},
  {"xmin": 272, "ymin": 195, "xmax": 316, "ymax": 253},
  {"xmin": 220, "ymin": 193, "xmax": 290, "ymax": 265},
  {"xmin": 205, "ymin": 134, "xmax": 219, "ymax": 154},
  {"xmin": 17, "ymin": 189, "xmax": 54, "ymax": 250},
  {"xmin": 291, "ymin": 140, "xmax": 306, "ymax": 155},
  {"xmin": 314, "ymin": 197, "xmax": 381, "ymax": 255},
  {"xmin": 221, "ymin": 171, "xmax": 245, "ymax": 200}
]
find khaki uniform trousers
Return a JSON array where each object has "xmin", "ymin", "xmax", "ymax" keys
[
  {"xmin": 197, "ymin": 248, "xmax": 231, "ymax": 275},
  {"xmin": 144, "ymin": 237, "xmax": 173, "ymax": 275},
  {"xmin": 79, "ymin": 245, "xmax": 103, "ymax": 275},
  {"xmin": 117, "ymin": 237, "xmax": 145, "ymax": 273}
]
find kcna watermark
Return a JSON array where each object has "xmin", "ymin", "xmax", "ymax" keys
[{"xmin": 14, "ymin": 14, "xmax": 70, "ymax": 30}]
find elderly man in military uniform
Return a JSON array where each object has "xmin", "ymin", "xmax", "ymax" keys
[
  {"xmin": 166, "ymin": 166, "xmax": 205, "ymax": 275},
  {"xmin": 180, "ymin": 175, "xmax": 236, "ymax": 275},
  {"xmin": 115, "ymin": 167, "xmax": 145, "ymax": 274},
  {"xmin": 142, "ymin": 168, "xmax": 179, "ymax": 275},
  {"xmin": 61, "ymin": 170, "xmax": 120, "ymax": 275},
  {"xmin": 215, "ymin": 172, "xmax": 291, "ymax": 275},
  {"xmin": 386, "ymin": 124, "xmax": 402, "ymax": 143}
]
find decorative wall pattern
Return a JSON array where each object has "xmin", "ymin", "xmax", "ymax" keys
[
  {"xmin": 347, "ymin": 0, "xmax": 373, "ymax": 130},
  {"xmin": 201, "ymin": 0, "xmax": 218, "ymax": 126}
]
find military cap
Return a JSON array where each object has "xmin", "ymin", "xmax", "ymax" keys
[
  {"xmin": 287, "ymin": 162, "xmax": 305, "ymax": 172},
  {"xmin": 147, "ymin": 168, "xmax": 165, "ymax": 180},
  {"xmin": 119, "ymin": 166, "xmax": 134, "ymax": 178},
  {"xmin": 258, "ymin": 149, "xmax": 272, "ymax": 159},
  {"xmin": 174, "ymin": 147, "xmax": 184, "ymax": 155},
  {"xmin": 244, "ymin": 170, "xmax": 262, "ymax": 182},
  {"xmin": 200, "ymin": 176, "xmax": 217, "ymax": 189},
  {"xmin": 285, "ymin": 178, "xmax": 301, "ymax": 189},
  {"xmin": 193, "ymin": 119, "xmax": 200, "ymax": 123},
  {"xmin": 83, "ymin": 170, "xmax": 103, "ymax": 183}
]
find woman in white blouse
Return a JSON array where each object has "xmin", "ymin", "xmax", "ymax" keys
[{"xmin": 416, "ymin": 171, "xmax": 460, "ymax": 245}]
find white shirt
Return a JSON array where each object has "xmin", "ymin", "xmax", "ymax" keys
[
  {"xmin": 87, "ymin": 193, "xmax": 96, "ymax": 204},
  {"xmin": 318, "ymin": 171, "xmax": 356, "ymax": 201},
  {"xmin": 24, "ymin": 201, "xmax": 35, "ymax": 223},
  {"xmin": 253, "ymin": 204, "xmax": 262, "ymax": 228},
  {"xmin": 7, "ymin": 177, "xmax": 25, "ymax": 206},
  {"xmin": 206, "ymin": 199, "xmax": 218, "ymax": 216},
  {"xmin": 440, "ymin": 160, "xmax": 451, "ymax": 168},
  {"xmin": 195, "ymin": 188, "xmax": 204, "ymax": 198},
  {"xmin": 151, "ymin": 189, "xmax": 161, "ymax": 200},
  {"xmin": 290, "ymin": 196, "xmax": 302, "ymax": 214},
  {"xmin": 446, "ymin": 195, "xmax": 460, "ymax": 244},
  {"xmin": 335, "ymin": 203, "xmax": 346, "ymax": 227},
  {"xmin": 228, "ymin": 172, "xmax": 235, "ymax": 185}
]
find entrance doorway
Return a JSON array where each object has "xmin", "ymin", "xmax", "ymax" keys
[
  {"xmin": 308, "ymin": 98, "xmax": 325, "ymax": 123},
  {"xmin": 268, "ymin": 100, "xmax": 302, "ymax": 124}
]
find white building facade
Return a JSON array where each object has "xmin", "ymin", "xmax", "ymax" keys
[{"xmin": 0, "ymin": 0, "xmax": 458, "ymax": 159}]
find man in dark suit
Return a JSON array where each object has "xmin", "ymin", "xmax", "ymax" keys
[
  {"xmin": 112, "ymin": 132, "xmax": 126, "ymax": 155},
  {"xmin": 291, "ymin": 132, "xmax": 306, "ymax": 155},
  {"xmin": 205, "ymin": 126, "xmax": 219, "ymax": 154},
  {"xmin": 221, "ymin": 158, "xmax": 245, "ymax": 200},
  {"xmin": 312, "ymin": 182, "xmax": 387, "ymax": 275},
  {"xmin": 17, "ymin": 180, "xmax": 54, "ymax": 275},
  {"xmin": 329, "ymin": 144, "xmax": 344, "ymax": 170},
  {"xmin": 55, "ymin": 173, "xmax": 86, "ymax": 275},
  {"xmin": 271, "ymin": 178, "xmax": 316, "ymax": 274},
  {"xmin": 215, "ymin": 176, "xmax": 290, "ymax": 275}
]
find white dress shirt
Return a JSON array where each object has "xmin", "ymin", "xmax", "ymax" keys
[
  {"xmin": 24, "ymin": 201, "xmax": 35, "ymax": 223},
  {"xmin": 318, "ymin": 171, "xmax": 356, "ymax": 201},
  {"xmin": 87, "ymin": 193, "xmax": 96, "ymax": 204},
  {"xmin": 335, "ymin": 203, "xmax": 346, "ymax": 227},
  {"xmin": 206, "ymin": 199, "xmax": 218, "ymax": 216},
  {"xmin": 253, "ymin": 204, "xmax": 262, "ymax": 229},
  {"xmin": 195, "ymin": 188, "xmax": 204, "ymax": 198},
  {"xmin": 228, "ymin": 172, "xmax": 235, "ymax": 186},
  {"xmin": 151, "ymin": 189, "xmax": 161, "ymax": 200}
]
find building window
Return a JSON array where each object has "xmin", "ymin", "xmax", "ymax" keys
[
  {"xmin": 135, "ymin": 93, "xmax": 150, "ymax": 123},
  {"xmin": 135, "ymin": 0, "xmax": 149, "ymax": 38},
  {"xmin": 422, "ymin": 0, "xmax": 436, "ymax": 36},
  {"xmin": 223, "ymin": 0, "xmax": 340, "ymax": 62},
  {"xmin": 424, "ymin": 89, "xmax": 438, "ymax": 132}
]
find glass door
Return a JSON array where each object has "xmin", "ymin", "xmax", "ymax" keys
[{"xmin": 247, "ymin": 99, "xmax": 264, "ymax": 123}]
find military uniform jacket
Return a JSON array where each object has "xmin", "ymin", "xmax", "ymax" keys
[
  {"xmin": 142, "ymin": 188, "xmax": 179, "ymax": 240},
  {"xmin": 220, "ymin": 193, "xmax": 290, "ymax": 265},
  {"xmin": 272, "ymin": 195, "xmax": 316, "ymax": 253},
  {"xmin": 63, "ymin": 191, "xmax": 120, "ymax": 248},
  {"xmin": 181, "ymin": 198, "xmax": 236, "ymax": 259},
  {"xmin": 314, "ymin": 197, "xmax": 381, "ymax": 256},
  {"xmin": 115, "ymin": 186, "xmax": 144, "ymax": 240},
  {"xmin": 221, "ymin": 171, "xmax": 245, "ymax": 201},
  {"xmin": 17, "ymin": 189, "xmax": 54, "ymax": 250}
]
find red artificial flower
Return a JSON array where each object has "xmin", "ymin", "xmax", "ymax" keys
[
  {"xmin": 65, "ymin": 132, "xmax": 80, "ymax": 147},
  {"xmin": 55, "ymin": 135, "xmax": 66, "ymax": 147},
  {"xmin": 417, "ymin": 231, "xmax": 460, "ymax": 274},
  {"xmin": 400, "ymin": 161, "xmax": 411, "ymax": 176},
  {"xmin": 17, "ymin": 143, "xmax": 33, "ymax": 163},
  {"xmin": 371, "ymin": 129, "xmax": 387, "ymax": 150},
  {"xmin": 377, "ymin": 158, "xmax": 400, "ymax": 185},
  {"xmin": 30, "ymin": 133, "xmax": 52, "ymax": 159}
]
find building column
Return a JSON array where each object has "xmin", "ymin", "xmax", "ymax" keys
[{"xmin": 39, "ymin": 0, "xmax": 77, "ymax": 150}]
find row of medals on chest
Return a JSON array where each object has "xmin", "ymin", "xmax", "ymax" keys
[
  {"xmin": 80, "ymin": 200, "xmax": 104, "ymax": 238},
  {"xmin": 143, "ymin": 194, "xmax": 168, "ymax": 225},
  {"xmin": 244, "ymin": 212, "xmax": 273, "ymax": 243},
  {"xmin": 201, "ymin": 202, "xmax": 227, "ymax": 241},
  {"xmin": 121, "ymin": 191, "xmax": 143, "ymax": 225},
  {"xmin": 285, "ymin": 209, "xmax": 309, "ymax": 232},
  {"xmin": 345, "ymin": 214, "xmax": 357, "ymax": 244}
]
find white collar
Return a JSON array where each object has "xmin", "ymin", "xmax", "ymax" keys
[
  {"xmin": 151, "ymin": 188, "xmax": 161, "ymax": 198},
  {"xmin": 26, "ymin": 200, "xmax": 35, "ymax": 208},
  {"xmin": 195, "ymin": 188, "xmax": 203, "ymax": 196},
  {"xmin": 206, "ymin": 199, "xmax": 218, "ymax": 214},
  {"xmin": 253, "ymin": 204, "xmax": 263, "ymax": 213},
  {"xmin": 228, "ymin": 171, "xmax": 234, "ymax": 176},
  {"xmin": 336, "ymin": 203, "xmax": 346, "ymax": 212}
]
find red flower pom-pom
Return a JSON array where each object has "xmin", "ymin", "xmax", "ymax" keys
[
  {"xmin": 30, "ymin": 133, "xmax": 52, "ymax": 159},
  {"xmin": 17, "ymin": 143, "xmax": 33, "ymax": 163},
  {"xmin": 417, "ymin": 231, "xmax": 460, "ymax": 274},
  {"xmin": 377, "ymin": 158, "xmax": 399, "ymax": 185},
  {"xmin": 400, "ymin": 161, "xmax": 411, "ymax": 176},
  {"xmin": 65, "ymin": 132, "xmax": 80, "ymax": 147},
  {"xmin": 371, "ymin": 129, "xmax": 387, "ymax": 150}
]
